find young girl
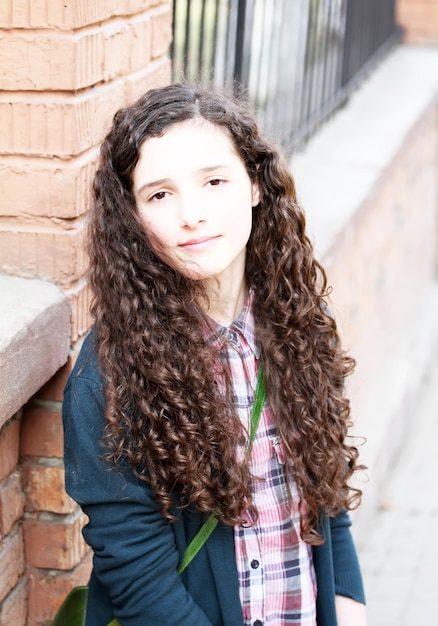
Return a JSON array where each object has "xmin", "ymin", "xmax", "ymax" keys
[{"xmin": 63, "ymin": 83, "xmax": 366, "ymax": 626}]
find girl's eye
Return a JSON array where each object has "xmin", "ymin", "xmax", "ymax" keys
[
  {"xmin": 150, "ymin": 190, "xmax": 168, "ymax": 201},
  {"xmin": 208, "ymin": 178, "xmax": 224, "ymax": 187}
]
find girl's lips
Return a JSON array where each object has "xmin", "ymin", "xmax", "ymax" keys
[{"xmin": 179, "ymin": 235, "xmax": 220, "ymax": 249}]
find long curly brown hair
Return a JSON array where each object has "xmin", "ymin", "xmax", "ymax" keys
[{"xmin": 89, "ymin": 83, "xmax": 362, "ymax": 544}]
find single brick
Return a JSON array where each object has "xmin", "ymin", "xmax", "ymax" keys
[
  {"xmin": 0, "ymin": 527, "xmax": 25, "ymax": 604},
  {"xmin": 0, "ymin": 32, "xmax": 76, "ymax": 91},
  {"xmin": 21, "ymin": 403, "xmax": 64, "ymax": 458},
  {"xmin": 0, "ymin": 417, "xmax": 21, "ymax": 483},
  {"xmin": 151, "ymin": 5, "xmax": 173, "ymax": 59},
  {"xmin": 0, "ymin": 222, "xmax": 88, "ymax": 285},
  {"xmin": 0, "ymin": 576, "xmax": 27, "ymax": 626},
  {"xmin": 0, "ymin": 0, "xmax": 165, "ymax": 30},
  {"xmin": 0, "ymin": 88, "xmax": 122, "ymax": 157},
  {"xmin": 101, "ymin": 14, "xmax": 152, "ymax": 84},
  {"xmin": 23, "ymin": 509, "xmax": 89, "ymax": 570},
  {"xmin": 0, "ymin": 471, "xmax": 25, "ymax": 538},
  {"xmin": 0, "ymin": 151, "xmax": 98, "ymax": 219},
  {"xmin": 27, "ymin": 552, "xmax": 92, "ymax": 625},
  {"xmin": 22, "ymin": 462, "xmax": 76, "ymax": 515}
]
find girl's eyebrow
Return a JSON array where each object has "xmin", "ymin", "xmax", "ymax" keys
[
  {"xmin": 137, "ymin": 177, "xmax": 170, "ymax": 194},
  {"xmin": 199, "ymin": 164, "xmax": 231, "ymax": 173},
  {"xmin": 136, "ymin": 165, "xmax": 232, "ymax": 195}
]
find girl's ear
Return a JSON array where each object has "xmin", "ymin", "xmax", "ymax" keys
[{"xmin": 251, "ymin": 180, "xmax": 261, "ymax": 207}]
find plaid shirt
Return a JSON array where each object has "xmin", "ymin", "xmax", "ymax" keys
[{"xmin": 205, "ymin": 294, "xmax": 317, "ymax": 626}]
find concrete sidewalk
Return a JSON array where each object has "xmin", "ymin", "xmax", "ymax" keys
[{"xmin": 358, "ymin": 355, "xmax": 438, "ymax": 626}]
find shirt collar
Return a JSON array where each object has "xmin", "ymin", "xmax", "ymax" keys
[{"xmin": 202, "ymin": 290, "xmax": 260, "ymax": 359}]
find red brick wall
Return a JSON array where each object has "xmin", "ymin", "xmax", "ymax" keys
[
  {"xmin": 0, "ymin": 1, "xmax": 172, "ymax": 623},
  {"xmin": 397, "ymin": 0, "xmax": 438, "ymax": 43}
]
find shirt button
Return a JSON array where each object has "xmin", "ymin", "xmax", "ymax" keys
[{"xmin": 250, "ymin": 559, "xmax": 260, "ymax": 569}]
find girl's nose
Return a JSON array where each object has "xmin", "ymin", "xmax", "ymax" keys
[{"xmin": 178, "ymin": 195, "xmax": 207, "ymax": 228}]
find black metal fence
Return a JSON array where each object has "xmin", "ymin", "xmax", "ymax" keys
[{"xmin": 171, "ymin": 0, "xmax": 402, "ymax": 152}]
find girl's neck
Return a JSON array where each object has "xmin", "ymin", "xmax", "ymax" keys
[{"xmin": 203, "ymin": 277, "xmax": 249, "ymax": 327}]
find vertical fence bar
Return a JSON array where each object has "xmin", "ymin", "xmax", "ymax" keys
[
  {"xmin": 183, "ymin": 0, "xmax": 192, "ymax": 78},
  {"xmin": 211, "ymin": 0, "xmax": 221, "ymax": 79},
  {"xmin": 233, "ymin": 0, "xmax": 247, "ymax": 84},
  {"xmin": 198, "ymin": 0, "xmax": 207, "ymax": 80}
]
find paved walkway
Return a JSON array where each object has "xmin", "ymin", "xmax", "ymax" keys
[{"xmin": 358, "ymin": 356, "xmax": 438, "ymax": 626}]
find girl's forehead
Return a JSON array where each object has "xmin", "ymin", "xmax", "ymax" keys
[
  {"xmin": 134, "ymin": 119, "xmax": 243, "ymax": 180},
  {"xmin": 140, "ymin": 118, "xmax": 235, "ymax": 155}
]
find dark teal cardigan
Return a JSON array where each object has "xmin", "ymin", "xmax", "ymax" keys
[{"xmin": 63, "ymin": 333, "xmax": 365, "ymax": 626}]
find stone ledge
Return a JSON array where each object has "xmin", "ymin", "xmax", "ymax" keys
[{"xmin": 0, "ymin": 274, "xmax": 70, "ymax": 428}]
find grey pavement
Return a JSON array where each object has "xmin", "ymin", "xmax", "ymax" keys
[{"xmin": 358, "ymin": 356, "xmax": 438, "ymax": 626}]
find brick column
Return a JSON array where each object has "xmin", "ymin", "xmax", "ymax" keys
[
  {"xmin": 0, "ymin": 1, "xmax": 172, "ymax": 624},
  {"xmin": 397, "ymin": 0, "xmax": 438, "ymax": 43}
]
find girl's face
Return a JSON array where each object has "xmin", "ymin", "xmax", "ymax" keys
[{"xmin": 132, "ymin": 119, "xmax": 260, "ymax": 293}]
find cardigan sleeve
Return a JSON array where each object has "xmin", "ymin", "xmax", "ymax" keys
[
  {"xmin": 330, "ymin": 511, "xmax": 366, "ymax": 604},
  {"xmin": 62, "ymin": 341, "xmax": 213, "ymax": 626}
]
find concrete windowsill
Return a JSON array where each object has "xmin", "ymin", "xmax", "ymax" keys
[{"xmin": 0, "ymin": 274, "xmax": 70, "ymax": 428}]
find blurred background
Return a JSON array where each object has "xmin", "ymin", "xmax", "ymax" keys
[
  {"xmin": 0, "ymin": 1, "xmax": 437, "ymax": 624},
  {"xmin": 171, "ymin": 0, "xmax": 401, "ymax": 151}
]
